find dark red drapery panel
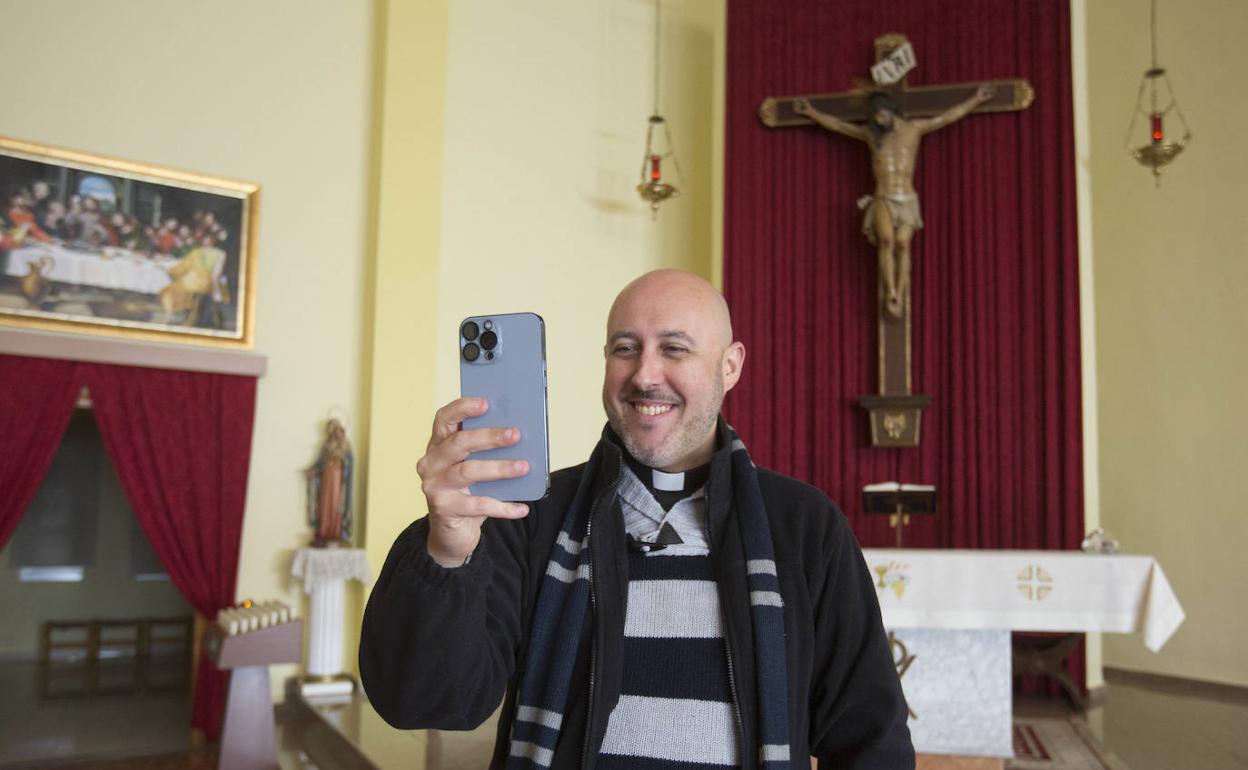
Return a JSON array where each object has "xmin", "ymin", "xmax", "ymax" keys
[
  {"xmin": 724, "ymin": 0, "xmax": 1084, "ymax": 554},
  {"xmin": 84, "ymin": 363, "xmax": 257, "ymax": 741},
  {"xmin": 725, "ymin": 0, "xmax": 1086, "ymax": 695},
  {"xmin": 0, "ymin": 355, "xmax": 82, "ymax": 549}
]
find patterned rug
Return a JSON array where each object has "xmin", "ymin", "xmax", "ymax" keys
[{"xmin": 1010, "ymin": 715, "xmax": 1130, "ymax": 770}]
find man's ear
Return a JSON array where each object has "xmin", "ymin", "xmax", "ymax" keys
[{"xmin": 721, "ymin": 341, "xmax": 746, "ymax": 393}]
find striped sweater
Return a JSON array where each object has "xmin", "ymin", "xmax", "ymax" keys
[{"xmin": 596, "ymin": 464, "xmax": 741, "ymax": 769}]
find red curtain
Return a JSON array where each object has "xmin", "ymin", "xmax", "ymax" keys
[
  {"xmin": 724, "ymin": 0, "xmax": 1085, "ymax": 694},
  {"xmin": 724, "ymin": 0, "xmax": 1083, "ymax": 553},
  {"xmin": 0, "ymin": 353, "xmax": 256, "ymax": 737},
  {"xmin": 83, "ymin": 363, "xmax": 257, "ymax": 741},
  {"xmin": 0, "ymin": 355, "xmax": 82, "ymax": 549}
]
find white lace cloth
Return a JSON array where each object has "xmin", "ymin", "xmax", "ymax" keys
[{"xmin": 291, "ymin": 547, "xmax": 373, "ymax": 593}]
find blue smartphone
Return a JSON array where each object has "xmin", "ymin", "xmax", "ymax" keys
[{"xmin": 459, "ymin": 312, "xmax": 550, "ymax": 502}]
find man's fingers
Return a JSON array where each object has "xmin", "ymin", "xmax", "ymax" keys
[
  {"xmin": 462, "ymin": 494, "xmax": 530, "ymax": 519},
  {"xmin": 421, "ymin": 399, "xmax": 529, "ymax": 524},
  {"xmin": 449, "ymin": 458, "xmax": 529, "ymax": 487},
  {"xmin": 428, "ymin": 489, "xmax": 529, "ymax": 520},
  {"xmin": 430, "ymin": 397, "xmax": 488, "ymax": 444},
  {"xmin": 417, "ymin": 426, "xmax": 520, "ymax": 480},
  {"xmin": 447, "ymin": 426, "xmax": 520, "ymax": 460}
]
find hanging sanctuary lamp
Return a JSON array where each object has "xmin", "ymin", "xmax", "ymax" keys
[
  {"xmin": 637, "ymin": 0, "xmax": 683, "ymax": 217},
  {"xmin": 1126, "ymin": 0, "xmax": 1192, "ymax": 185}
]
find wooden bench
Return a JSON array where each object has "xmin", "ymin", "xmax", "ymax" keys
[{"xmin": 40, "ymin": 616, "xmax": 193, "ymax": 663}]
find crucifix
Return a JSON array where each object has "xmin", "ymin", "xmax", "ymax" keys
[{"xmin": 759, "ymin": 34, "xmax": 1033, "ymax": 448}]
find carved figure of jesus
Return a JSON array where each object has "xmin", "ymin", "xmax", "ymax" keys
[{"xmin": 794, "ymin": 84, "xmax": 994, "ymax": 318}]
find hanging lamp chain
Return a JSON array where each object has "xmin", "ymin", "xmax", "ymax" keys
[
  {"xmin": 652, "ymin": 0, "xmax": 662, "ymax": 117},
  {"xmin": 1150, "ymin": 0, "xmax": 1158, "ymax": 71}
]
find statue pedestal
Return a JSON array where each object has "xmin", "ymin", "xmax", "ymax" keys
[{"xmin": 291, "ymin": 547, "xmax": 372, "ymax": 698}]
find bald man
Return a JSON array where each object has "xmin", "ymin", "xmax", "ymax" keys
[{"xmin": 361, "ymin": 270, "xmax": 913, "ymax": 769}]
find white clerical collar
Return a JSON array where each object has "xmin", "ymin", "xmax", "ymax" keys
[{"xmin": 651, "ymin": 468, "xmax": 685, "ymax": 491}]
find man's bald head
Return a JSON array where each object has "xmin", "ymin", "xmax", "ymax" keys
[
  {"xmin": 607, "ymin": 269, "xmax": 735, "ymax": 351},
  {"xmin": 602, "ymin": 269, "xmax": 745, "ymax": 471}
]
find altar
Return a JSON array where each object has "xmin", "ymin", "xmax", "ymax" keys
[{"xmin": 861, "ymin": 549, "xmax": 1185, "ymax": 758}]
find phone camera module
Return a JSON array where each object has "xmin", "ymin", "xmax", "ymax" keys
[
  {"xmin": 480, "ymin": 330, "xmax": 498, "ymax": 351},
  {"xmin": 461, "ymin": 321, "xmax": 480, "ymax": 341},
  {"xmin": 462, "ymin": 342, "xmax": 480, "ymax": 362}
]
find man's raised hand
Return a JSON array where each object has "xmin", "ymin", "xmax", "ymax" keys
[{"xmin": 416, "ymin": 397, "xmax": 530, "ymax": 567}]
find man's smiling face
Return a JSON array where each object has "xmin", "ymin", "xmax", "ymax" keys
[{"xmin": 602, "ymin": 270, "xmax": 744, "ymax": 472}]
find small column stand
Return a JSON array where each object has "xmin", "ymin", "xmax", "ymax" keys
[
  {"xmin": 891, "ymin": 503, "xmax": 909, "ymax": 549},
  {"xmin": 291, "ymin": 547, "xmax": 373, "ymax": 698}
]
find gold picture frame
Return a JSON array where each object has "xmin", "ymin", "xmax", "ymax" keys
[{"xmin": 0, "ymin": 136, "xmax": 258, "ymax": 348}]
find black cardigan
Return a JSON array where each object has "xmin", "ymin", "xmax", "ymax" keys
[{"xmin": 359, "ymin": 425, "xmax": 914, "ymax": 769}]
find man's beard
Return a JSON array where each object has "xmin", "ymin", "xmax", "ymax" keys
[{"xmin": 607, "ymin": 381, "xmax": 723, "ymax": 471}]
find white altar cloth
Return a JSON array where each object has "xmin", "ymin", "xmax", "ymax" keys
[
  {"xmin": 5, "ymin": 243, "xmax": 176, "ymax": 295},
  {"xmin": 862, "ymin": 549, "xmax": 1185, "ymax": 651}
]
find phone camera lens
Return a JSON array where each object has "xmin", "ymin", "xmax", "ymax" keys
[
  {"xmin": 480, "ymin": 330, "xmax": 498, "ymax": 351},
  {"xmin": 462, "ymin": 342, "xmax": 480, "ymax": 362},
  {"xmin": 461, "ymin": 321, "xmax": 479, "ymax": 341}
]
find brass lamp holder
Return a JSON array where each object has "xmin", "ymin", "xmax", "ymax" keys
[
  {"xmin": 636, "ymin": 0, "xmax": 684, "ymax": 217},
  {"xmin": 637, "ymin": 115, "xmax": 680, "ymax": 214},
  {"xmin": 1126, "ymin": 0, "xmax": 1192, "ymax": 185}
]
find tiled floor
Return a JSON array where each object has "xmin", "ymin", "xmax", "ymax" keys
[
  {"xmin": 1087, "ymin": 675, "xmax": 1248, "ymax": 770},
  {"xmin": 3, "ymin": 660, "xmax": 1246, "ymax": 769},
  {"xmin": 0, "ymin": 659, "xmax": 192, "ymax": 767},
  {"xmin": 317, "ymin": 684, "xmax": 1248, "ymax": 769}
]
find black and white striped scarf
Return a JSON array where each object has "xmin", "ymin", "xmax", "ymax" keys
[{"xmin": 505, "ymin": 427, "xmax": 791, "ymax": 769}]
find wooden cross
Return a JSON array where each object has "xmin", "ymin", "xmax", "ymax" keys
[{"xmin": 759, "ymin": 34, "xmax": 1033, "ymax": 448}]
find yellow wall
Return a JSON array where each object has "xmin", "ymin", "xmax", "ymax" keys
[
  {"xmin": 359, "ymin": 0, "xmax": 450, "ymax": 654},
  {"xmin": 431, "ymin": 0, "xmax": 719, "ymax": 471},
  {"xmin": 0, "ymin": 0, "xmax": 378, "ymax": 692},
  {"xmin": 1070, "ymin": 0, "xmax": 1105, "ymax": 690},
  {"xmin": 363, "ymin": 0, "xmax": 722, "ymax": 566},
  {"xmin": 361, "ymin": 0, "xmax": 447, "ymax": 564},
  {"xmin": 1086, "ymin": 0, "xmax": 1248, "ymax": 686}
]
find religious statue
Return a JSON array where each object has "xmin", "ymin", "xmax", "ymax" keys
[
  {"xmin": 793, "ymin": 83, "xmax": 994, "ymax": 318},
  {"xmin": 305, "ymin": 418, "xmax": 354, "ymax": 546}
]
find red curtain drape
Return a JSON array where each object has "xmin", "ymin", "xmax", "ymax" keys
[
  {"xmin": 724, "ymin": 0, "xmax": 1085, "ymax": 688},
  {"xmin": 83, "ymin": 363, "xmax": 257, "ymax": 741},
  {"xmin": 0, "ymin": 355, "xmax": 82, "ymax": 549},
  {"xmin": 0, "ymin": 353, "xmax": 256, "ymax": 738}
]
